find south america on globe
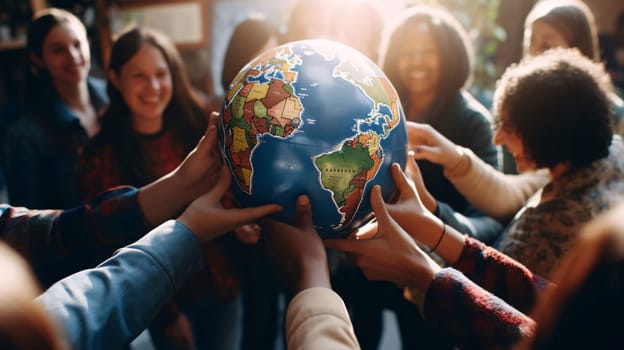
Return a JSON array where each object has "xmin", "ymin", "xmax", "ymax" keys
[{"xmin": 218, "ymin": 39, "xmax": 407, "ymax": 238}]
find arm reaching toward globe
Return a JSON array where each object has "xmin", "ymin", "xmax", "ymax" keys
[
  {"xmin": 218, "ymin": 39, "xmax": 407, "ymax": 238},
  {"xmin": 139, "ymin": 112, "xmax": 222, "ymax": 227},
  {"xmin": 36, "ymin": 167, "xmax": 283, "ymax": 350},
  {"xmin": 323, "ymin": 168, "xmax": 537, "ymax": 349},
  {"xmin": 261, "ymin": 195, "xmax": 360, "ymax": 350},
  {"xmin": 329, "ymin": 163, "xmax": 544, "ymax": 310},
  {"xmin": 407, "ymin": 122, "xmax": 549, "ymax": 221}
]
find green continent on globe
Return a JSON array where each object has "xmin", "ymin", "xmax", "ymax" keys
[
  {"xmin": 220, "ymin": 40, "xmax": 405, "ymax": 236},
  {"xmin": 222, "ymin": 51, "xmax": 303, "ymax": 192},
  {"xmin": 314, "ymin": 131, "xmax": 382, "ymax": 227}
]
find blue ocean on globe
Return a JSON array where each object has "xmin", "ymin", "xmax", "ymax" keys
[{"xmin": 218, "ymin": 39, "xmax": 407, "ymax": 238}]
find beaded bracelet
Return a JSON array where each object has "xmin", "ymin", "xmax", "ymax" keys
[{"xmin": 429, "ymin": 223, "xmax": 446, "ymax": 253}]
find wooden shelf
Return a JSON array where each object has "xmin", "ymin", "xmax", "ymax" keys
[{"xmin": 0, "ymin": 39, "xmax": 26, "ymax": 51}]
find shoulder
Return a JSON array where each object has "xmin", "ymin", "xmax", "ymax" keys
[
  {"xmin": 444, "ymin": 92, "xmax": 497, "ymax": 156},
  {"xmin": 611, "ymin": 93, "xmax": 624, "ymax": 124},
  {"xmin": 88, "ymin": 76, "xmax": 109, "ymax": 108},
  {"xmin": 7, "ymin": 115, "xmax": 46, "ymax": 145},
  {"xmin": 580, "ymin": 136, "xmax": 624, "ymax": 183},
  {"xmin": 457, "ymin": 91, "xmax": 494, "ymax": 123},
  {"xmin": 88, "ymin": 76, "xmax": 106, "ymax": 90},
  {"xmin": 438, "ymin": 92, "xmax": 493, "ymax": 134},
  {"xmin": 9, "ymin": 114, "xmax": 44, "ymax": 131},
  {"xmin": 609, "ymin": 135, "xmax": 624, "ymax": 160}
]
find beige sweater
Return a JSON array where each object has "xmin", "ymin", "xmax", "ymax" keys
[
  {"xmin": 286, "ymin": 287, "xmax": 360, "ymax": 350},
  {"xmin": 444, "ymin": 147, "xmax": 550, "ymax": 222}
]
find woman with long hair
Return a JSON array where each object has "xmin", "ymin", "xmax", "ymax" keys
[
  {"xmin": 5, "ymin": 8, "xmax": 107, "ymax": 209},
  {"xmin": 80, "ymin": 27, "xmax": 240, "ymax": 350}
]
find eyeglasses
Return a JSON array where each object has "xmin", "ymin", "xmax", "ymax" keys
[{"xmin": 492, "ymin": 119, "xmax": 514, "ymax": 134}]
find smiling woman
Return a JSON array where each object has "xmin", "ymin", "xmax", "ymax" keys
[
  {"xmin": 4, "ymin": 8, "xmax": 108, "ymax": 210},
  {"xmin": 79, "ymin": 27, "xmax": 206, "ymax": 198},
  {"xmin": 109, "ymin": 41, "xmax": 173, "ymax": 135},
  {"xmin": 331, "ymin": 5, "xmax": 502, "ymax": 350},
  {"xmin": 78, "ymin": 26, "xmax": 244, "ymax": 350}
]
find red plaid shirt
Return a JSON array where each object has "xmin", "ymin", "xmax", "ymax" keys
[
  {"xmin": 80, "ymin": 128, "xmax": 242, "ymax": 300},
  {"xmin": 424, "ymin": 237, "xmax": 549, "ymax": 349},
  {"xmin": 0, "ymin": 186, "xmax": 145, "ymax": 286}
]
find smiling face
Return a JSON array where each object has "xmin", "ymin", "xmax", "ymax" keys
[
  {"xmin": 396, "ymin": 25, "xmax": 441, "ymax": 99},
  {"xmin": 493, "ymin": 110, "xmax": 536, "ymax": 173},
  {"xmin": 110, "ymin": 42, "xmax": 172, "ymax": 134},
  {"xmin": 527, "ymin": 19, "xmax": 570, "ymax": 56},
  {"xmin": 37, "ymin": 20, "xmax": 90, "ymax": 86}
]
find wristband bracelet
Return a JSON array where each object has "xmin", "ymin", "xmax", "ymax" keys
[{"xmin": 429, "ymin": 223, "xmax": 446, "ymax": 253}]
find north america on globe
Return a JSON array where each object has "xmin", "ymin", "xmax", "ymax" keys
[{"xmin": 219, "ymin": 39, "xmax": 406, "ymax": 236}]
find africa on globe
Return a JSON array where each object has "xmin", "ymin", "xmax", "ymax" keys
[{"xmin": 218, "ymin": 39, "xmax": 407, "ymax": 238}]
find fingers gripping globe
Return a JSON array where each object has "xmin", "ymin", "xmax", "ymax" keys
[{"xmin": 218, "ymin": 39, "xmax": 407, "ymax": 238}]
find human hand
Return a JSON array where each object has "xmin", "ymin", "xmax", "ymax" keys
[
  {"xmin": 138, "ymin": 113, "xmax": 224, "ymax": 227},
  {"xmin": 223, "ymin": 189, "xmax": 262, "ymax": 245},
  {"xmin": 407, "ymin": 122, "xmax": 465, "ymax": 170},
  {"xmin": 405, "ymin": 153, "xmax": 437, "ymax": 213},
  {"xmin": 324, "ymin": 185, "xmax": 441, "ymax": 291},
  {"xmin": 171, "ymin": 112, "xmax": 223, "ymax": 204},
  {"xmin": 382, "ymin": 163, "xmax": 445, "ymax": 248},
  {"xmin": 178, "ymin": 167, "xmax": 282, "ymax": 241},
  {"xmin": 345, "ymin": 162, "xmax": 441, "ymax": 245},
  {"xmin": 260, "ymin": 195, "xmax": 330, "ymax": 294}
]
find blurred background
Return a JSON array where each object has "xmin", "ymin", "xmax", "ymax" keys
[
  {"xmin": 0, "ymin": 1, "xmax": 623, "ymax": 348},
  {"xmin": 2, "ymin": 0, "xmax": 623, "ymax": 123}
]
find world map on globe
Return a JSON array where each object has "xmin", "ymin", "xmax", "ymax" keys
[{"xmin": 219, "ymin": 39, "xmax": 407, "ymax": 237}]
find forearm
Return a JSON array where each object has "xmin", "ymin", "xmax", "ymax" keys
[
  {"xmin": 36, "ymin": 220, "xmax": 203, "ymax": 350},
  {"xmin": 453, "ymin": 237, "xmax": 549, "ymax": 312},
  {"xmin": 0, "ymin": 205, "xmax": 59, "ymax": 266},
  {"xmin": 138, "ymin": 171, "xmax": 196, "ymax": 228},
  {"xmin": 0, "ymin": 186, "xmax": 151, "ymax": 287},
  {"xmin": 419, "ymin": 268, "xmax": 535, "ymax": 350},
  {"xmin": 445, "ymin": 148, "xmax": 549, "ymax": 221},
  {"xmin": 286, "ymin": 287, "xmax": 360, "ymax": 350},
  {"xmin": 406, "ymin": 216, "xmax": 465, "ymax": 269}
]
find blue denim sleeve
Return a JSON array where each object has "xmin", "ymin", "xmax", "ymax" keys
[
  {"xmin": 3, "ymin": 186, "xmax": 148, "ymax": 286},
  {"xmin": 35, "ymin": 220, "xmax": 204, "ymax": 350}
]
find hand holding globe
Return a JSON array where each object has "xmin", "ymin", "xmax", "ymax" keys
[{"xmin": 218, "ymin": 39, "xmax": 407, "ymax": 237}]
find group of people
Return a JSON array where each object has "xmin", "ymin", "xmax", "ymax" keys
[{"xmin": 2, "ymin": 0, "xmax": 624, "ymax": 349}]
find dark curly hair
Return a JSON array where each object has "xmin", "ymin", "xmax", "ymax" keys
[{"xmin": 493, "ymin": 48, "xmax": 614, "ymax": 169}]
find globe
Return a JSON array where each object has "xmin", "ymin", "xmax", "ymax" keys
[{"xmin": 218, "ymin": 39, "xmax": 407, "ymax": 238}]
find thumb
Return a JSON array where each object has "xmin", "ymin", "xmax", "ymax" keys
[
  {"xmin": 209, "ymin": 167, "xmax": 232, "ymax": 201},
  {"xmin": 323, "ymin": 237, "xmax": 365, "ymax": 254},
  {"xmin": 406, "ymin": 153, "xmax": 424, "ymax": 183},
  {"xmin": 236, "ymin": 204, "xmax": 283, "ymax": 226},
  {"xmin": 295, "ymin": 195, "xmax": 314, "ymax": 229},
  {"xmin": 411, "ymin": 144, "xmax": 439, "ymax": 161},
  {"xmin": 390, "ymin": 162, "xmax": 414, "ymax": 196},
  {"xmin": 369, "ymin": 185, "xmax": 391, "ymax": 234},
  {"xmin": 196, "ymin": 113, "xmax": 219, "ymax": 157}
]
